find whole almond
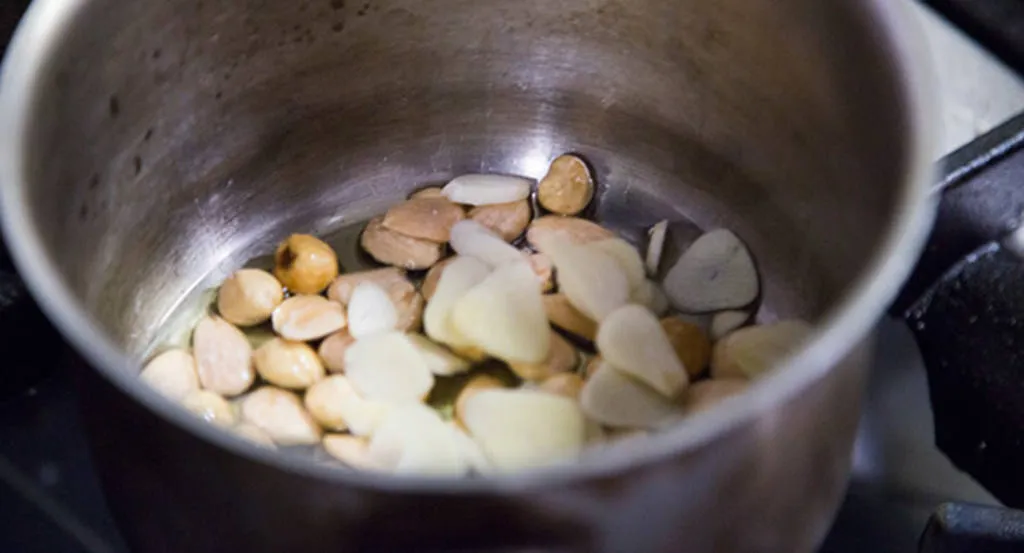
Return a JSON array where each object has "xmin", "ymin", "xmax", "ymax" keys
[
  {"xmin": 527, "ymin": 216, "xmax": 614, "ymax": 252},
  {"xmin": 409, "ymin": 187, "xmax": 444, "ymax": 200},
  {"xmin": 382, "ymin": 197, "xmax": 466, "ymax": 242},
  {"xmin": 537, "ymin": 155, "xmax": 594, "ymax": 216},
  {"xmin": 318, "ymin": 330, "xmax": 356, "ymax": 372},
  {"xmin": 468, "ymin": 200, "xmax": 531, "ymax": 242},
  {"xmin": 241, "ymin": 387, "xmax": 322, "ymax": 446},
  {"xmin": 254, "ymin": 338, "xmax": 325, "ymax": 389},
  {"xmin": 272, "ymin": 295, "xmax": 347, "ymax": 342},
  {"xmin": 508, "ymin": 331, "xmax": 578, "ymax": 382},
  {"xmin": 660, "ymin": 316, "xmax": 712, "ymax": 378},
  {"xmin": 420, "ymin": 257, "xmax": 455, "ymax": 301},
  {"xmin": 543, "ymin": 293, "xmax": 598, "ymax": 342},
  {"xmin": 361, "ymin": 216, "xmax": 443, "ymax": 270},
  {"xmin": 217, "ymin": 269, "xmax": 284, "ymax": 326},
  {"xmin": 192, "ymin": 315, "xmax": 254, "ymax": 396},
  {"xmin": 140, "ymin": 349, "xmax": 199, "ymax": 401},
  {"xmin": 181, "ymin": 390, "xmax": 237, "ymax": 427}
]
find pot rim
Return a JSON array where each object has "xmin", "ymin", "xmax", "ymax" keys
[{"xmin": 0, "ymin": 0, "xmax": 937, "ymax": 493}]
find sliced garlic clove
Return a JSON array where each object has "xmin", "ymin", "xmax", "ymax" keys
[
  {"xmin": 327, "ymin": 267, "xmax": 413, "ymax": 306},
  {"xmin": 192, "ymin": 315, "xmax": 255, "ymax": 397},
  {"xmin": 683, "ymin": 378, "xmax": 750, "ymax": 414},
  {"xmin": 140, "ymin": 349, "xmax": 199, "ymax": 401},
  {"xmin": 663, "ymin": 229, "xmax": 759, "ymax": 312},
  {"xmin": 346, "ymin": 281, "xmax": 399, "ymax": 339},
  {"xmin": 711, "ymin": 320, "xmax": 812, "ymax": 380},
  {"xmin": 589, "ymin": 238, "xmax": 647, "ymax": 293},
  {"xmin": 181, "ymin": 390, "xmax": 237, "ymax": 427},
  {"xmin": 423, "ymin": 256, "xmax": 492, "ymax": 347},
  {"xmin": 462, "ymin": 388, "xmax": 585, "ymax": 472},
  {"xmin": 450, "ymin": 261, "xmax": 551, "ymax": 365},
  {"xmin": 448, "ymin": 220, "xmax": 524, "ymax": 267},
  {"xmin": 596, "ymin": 304, "xmax": 688, "ymax": 397},
  {"xmin": 527, "ymin": 216, "xmax": 616, "ymax": 251},
  {"xmin": 447, "ymin": 422, "xmax": 492, "ymax": 473},
  {"xmin": 382, "ymin": 197, "xmax": 466, "ymax": 243},
  {"xmin": 253, "ymin": 338, "xmax": 325, "ymax": 389},
  {"xmin": 232, "ymin": 422, "xmax": 277, "ymax": 449},
  {"xmin": 454, "ymin": 373, "xmax": 506, "ymax": 426},
  {"xmin": 645, "ymin": 220, "xmax": 668, "ymax": 276},
  {"xmin": 323, "ymin": 434, "xmax": 385, "ymax": 471},
  {"xmin": 442, "ymin": 174, "xmax": 532, "ymax": 206},
  {"xmin": 710, "ymin": 310, "xmax": 752, "ymax": 340},
  {"xmin": 508, "ymin": 330, "xmax": 577, "ymax": 381},
  {"xmin": 542, "ymin": 293, "xmax": 598, "ymax": 342},
  {"xmin": 405, "ymin": 333, "xmax": 471, "ymax": 376},
  {"xmin": 538, "ymin": 235, "xmax": 629, "ymax": 322},
  {"xmin": 240, "ymin": 387, "xmax": 322, "ymax": 446},
  {"xmin": 303, "ymin": 375, "xmax": 392, "ymax": 437},
  {"xmin": 368, "ymin": 403, "xmax": 471, "ymax": 476},
  {"xmin": 271, "ymin": 295, "xmax": 347, "ymax": 342},
  {"xmin": 344, "ymin": 331, "xmax": 435, "ymax": 402},
  {"xmin": 580, "ymin": 361, "xmax": 684, "ymax": 429},
  {"xmin": 630, "ymin": 279, "xmax": 670, "ymax": 316}
]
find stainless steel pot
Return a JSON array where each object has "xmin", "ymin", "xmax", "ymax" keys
[{"xmin": 0, "ymin": 0, "xmax": 935, "ymax": 551}]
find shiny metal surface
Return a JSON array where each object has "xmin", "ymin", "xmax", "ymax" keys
[{"xmin": 0, "ymin": 0, "xmax": 936, "ymax": 551}]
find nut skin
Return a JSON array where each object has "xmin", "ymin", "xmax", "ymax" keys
[
  {"xmin": 217, "ymin": 269, "xmax": 284, "ymax": 326},
  {"xmin": 274, "ymin": 234, "xmax": 339, "ymax": 294},
  {"xmin": 468, "ymin": 200, "xmax": 531, "ymax": 242},
  {"xmin": 660, "ymin": 316, "xmax": 712, "ymax": 378},
  {"xmin": 537, "ymin": 155, "xmax": 594, "ymax": 215}
]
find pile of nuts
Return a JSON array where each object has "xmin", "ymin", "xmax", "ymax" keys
[{"xmin": 139, "ymin": 153, "xmax": 811, "ymax": 475}]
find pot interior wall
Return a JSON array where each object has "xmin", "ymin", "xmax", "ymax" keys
[{"xmin": 20, "ymin": 0, "xmax": 909, "ymax": 363}]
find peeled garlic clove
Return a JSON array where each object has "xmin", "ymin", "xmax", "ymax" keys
[
  {"xmin": 369, "ymin": 403, "xmax": 470, "ymax": 476},
  {"xmin": 273, "ymin": 234, "xmax": 339, "ymax": 295},
  {"xmin": 468, "ymin": 200, "xmax": 532, "ymax": 242},
  {"xmin": 462, "ymin": 389, "xmax": 585, "ymax": 472},
  {"xmin": 216, "ymin": 268, "xmax": 284, "ymax": 327},
  {"xmin": 526, "ymin": 253, "xmax": 555, "ymax": 292},
  {"xmin": 182, "ymin": 390, "xmax": 237, "ymax": 427},
  {"xmin": 508, "ymin": 331, "xmax": 577, "ymax": 381},
  {"xmin": 447, "ymin": 422, "xmax": 491, "ymax": 473},
  {"xmin": 527, "ymin": 216, "xmax": 615, "ymax": 251},
  {"xmin": 254, "ymin": 338, "xmax": 325, "ymax": 389},
  {"xmin": 346, "ymin": 281, "xmax": 399, "ymax": 339},
  {"xmin": 361, "ymin": 216, "xmax": 444, "ymax": 270},
  {"xmin": 543, "ymin": 293, "xmax": 598, "ymax": 342},
  {"xmin": 344, "ymin": 331, "xmax": 435, "ymax": 402},
  {"xmin": 140, "ymin": 349, "xmax": 199, "ymax": 401},
  {"xmin": 539, "ymin": 372, "xmax": 585, "ymax": 400},
  {"xmin": 241, "ymin": 387, "xmax": 322, "ymax": 446},
  {"xmin": 192, "ymin": 315, "xmax": 254, "ymax": 396},
  {"xmin": 303, "ymin": 375, "xmax": 392, "ymax": 436},
  {"xmin": 711, "ymin": 320, "xmax": 812, "ymax": 380},
  {"xmin": 442, "ymin": 174, "xmax": 532, "ymax": 206},
  {"xmin": 538, "ymin": 235, "xmax": 629, "ymax": 322},
  {"xmin": 406, "ymin": 333, "xmax": 471, "ymax": 376},
  {"xmin": 423, "ymin": 256, "xmax": 492, "ymax": 347},
  {"xmin": 683, "ymin": 378, "xmax": 750, "ymax": 413},
  {"xmin": 327, "ymin": 267, "xmax": 413, "ymax": 305},
  {"xmin": 318, "ymin": 330, "xmax": 356, "ymax": 373},
  {"xmin": 631, "ymin": 279, "xmax": 670, "ymax": 316},
  {"xmin": 232, "ymin": 422, "xmax": 277, "ymax": 449},
  {"xmin": 454, "ymin": 373, "xmax": 506, "ymax": 426},
  {"xmin": 660, "ymin": 316, "xmax": 712, "ymax": 379},
  {"xmin": 596, "ymin": 304, "xmax": 688, "ymax": 397},
  {"xmin": 645, "ymin": 220, "xmax": 668, "ymax": 276},
  {"xmin": 382, "ymin": 197, "xmax": 466, "ymax": 242},
  {"xmin": 537, "ymin": 154, "xmax": 594, "ymax": 216},
  {"xmin": 710, "ymin": 310, "xmax": 752, "ymax": 340},
  {"xmin": 589, "ymin": 238, "xmax": 646, "ymax": 293},
  {"xmin": 449, "ymin": 220, "xmax": 523, "ymax": 267},
  {"xmin": 451, "ymin": 261, "xmax": 551, "ymax": 365},
  {"xmin": 323, "ymin": 434, "xmax": 384, "ymax": 471},
  {"xmin": 663, "ymin": 229, "xmax": 759, "ymax": 312},
  {"xmin": 272, "ymin": 295, "xmax": 347, "ymax": 342},
  {"xmin": 580, "ymin": 362, "xmax": 683, "ymax": 429}
]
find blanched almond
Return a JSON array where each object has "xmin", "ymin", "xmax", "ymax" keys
[
  {"xmin": 450, "ymin": 261, "xmax": 550, "ymax": 364},
  {"xmin": 398, "ymin": 292, "xmax": 425, "ymax": 332},
  {"xmin": 543, "ymin": 294, "xmax": 598, "ymax": 342},
  {"xmin": 663, "ymin": 229, "xmax": 759, "ymax": 312},
  {"xmin": 361, "ymin": 216, "xmax": 443, "ymax": 270},
  {"xmin": 537, "ymin": 154, "xmax": 594, "ymax": 216},
  {"xmin": 442, "ymin": 174, "xmax": 532, "ymax": 206},
  {"xmin": 140, "ymin": 349, "xmax": 199, "ymax": 401},
  {"xmin": 409, "ymin": 186, "xmax": 444, "ymax": 199},
  {"xmin": 272, "ymin": 295, "xmax": 347, "ymax": 341},
  {"xmin": 710, "ymin": 310, "xmax": 752, "ymax": 340},
  {"xmin": 508, "ymin": 331, "xmax": 577, "ymax": 381},
  {"xmin": 406, "ymin": 333, "xmax": 471, "ymax": 376},
  {"xmin": 382, "ymin": 197, "xmax": 466, "ymax": 242},
  {"xmin": 181, "ymin": 390, "xmax": 236, "ymax": 427},
  {"xmin": 462, "ymin": 388, "xmax": 585, "ymax": 472},
  {"xmin": 232, "ymin": 423, "xmax": 277, "ymax": 449},
  {"xmin": 423, "ymin": 256, "xmax": 491, "ymax": 347},
  {"xmin": 254, "ymin": 338, "xmax": 324, "ymax": 389},
  {"xmin": 323, "ymin": 434, "xmax": 384, "ymax": 471},
  {"xmin": 192, "ymin": 315, "xmax": 254, "ymax": 396},
  {"xmin": 683, "ymin": 379, "xmax": 750, "ymax": 413},
  {"xmin": 449, "ymin": 220, "xmax": 523, "ymax": 267},
  {"xmin": 539, "ymin": 372, "xmax": 585, "ymax": 400},
  {"xmin": 241, "ymin": 387, "xmax": 322, "ymax": 446},
  {"xmin": 303, "ymin": 375, "xmax": 392, "ymax": 436},
  {"xmin": 580, "ymin": 362, "xmax": 683, "ymax": 429},
  {"xmin": 538, "ymin": 235, "xmax": 629, "ymax": 322},
  {"xmin": 216, "ymin": 269, "xmax": 284, "ymax": 326},
  {"xmin": 468, "ymin": 200, "xmax": 532, "ymax": 242},
  {"xmin": 368, "ymin": 403, "xmax": 471, "ymax": 476},
  {"xmin": 646, "ymin": 220, "xmax": 668, "ymax": 276},
  {"xmin": 527, "ymin": 216, "xmax": 615, "ymax": 251},
  {"xmin": 454, "ymin": 373, "xmax": 506, "ymax": 426},
  {"xmin": 660, "ymin": 316, "xmax": 711, "ymax": 378},
  {"xmin": 527, "ymin": 253, "xmax": 555, "ymax": 292},
  {"xmin": 596, "ymin": 304, "xmax": 688, "ymax": 397},
  {"xmin": 711, "ymin": 320, "xmax": 812, "ymax": 380},
  {"xmin": 421, "ymin": 258, "xmax": 454, "ymax": 301},
  {"xmin": 273, "ymin": 234, "xmax": 339, "ymax": 295},
  {"xmin": 346, "ymin": 281, "xmax": 399, "ymax": 339},
  {"xmin": 344, "ymin": 331, "xmax": 435, "ymax": 402},
  {"xmin": 583, "ymin": 355, "xmax": 603, "ymax": 379},
  {"xmin": 318, "ymin": 330, "xmax": 356, "ymax": 372}
]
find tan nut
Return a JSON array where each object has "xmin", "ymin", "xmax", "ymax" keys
[
  {"xmin": 181, "ymin": 390, "xmax": 236, "ymax": 427},
  {"xmin": 140, "ymin": 349, "xmax": 199, "ymax": 401},
  {"xmin": 216, "ymin": 269, "xmax": 284, "ymax": 326},
  {"xmin": 318, "ymin": 330, "xmax": 356, "ymax": 373},
  {"xmin": 468, "ymin": 200, "xmax": 531, "ymax": 242},
  {"xmin": 304, "ymin": 376, "xmax": 351, "ymax": 431},
  {"xmin": 527, "ymin": 253, "xmax": 555, "ymax": 292},
  {"xmin": 323, "ymin": 434, "xmax": 383, "ymax": 471},
  {"xmin": 543, "ymin": 293, "xmax": 598, "ymax": 342},
  {"xmin": 583, "ymin": 355, "xmax": 603, "ymax": 379},
  {"xmin": 254, "ymin": 338, "xmax": 325, "ymax": 389},
  {"xmin": 409, "ymin": 186, "xmax": 444, "ymax": 200},
  {"xmin": 398, "ymin": 292, "xmax": 425, "ymax": 332},
  {"xmin": 271, "ymin": 295, "xmax": 347, "ymax": 342},
  {"xmin": 527, "ymin": 216, "xmax": 614, "ymax": 252},
  {"xmin": 382, "ymin": 197, "xmax": 466, "ymax": 242},
  {"xmin": 711, "ymin": 320, "xmax": 812, "ymax": 380},
  {"xmin": 192, "ymin": 315, "xmax": 254, "ymax": 396},
  {"xmin": 360, "ymin": 216, "xmax": 443, "ymax": 270},
  {"xmin": 232, "ymin": 423, "xmax": 277, "ymax": 449},
  {"xmin": 508, "ymin": 331, "xmax": 578, "ymax": 382},
  {"xmin": 454, "ymin": 373, "xmax": 505, "ymax": 426},
  {"xmin": 537, "ymin": 154, "xmax": 594, "ymax": 215},
  {"xmin": 421, "ymin": 258, "xmax": 455, "ymax": 301},
  {"xmin": 539, "ymin": 372, "xmax": 584, "ymax": 400},
  {"xmin": 683, "ymin": 379, "xmax": 750, "ymax": 413},
  {"xmin": 241, "ymin": 387, "xmax": 322, "ymax": 446},
  {"xmin": 660, "ymin": 316, "xmax": 711, "ymax": 379},
  {"xmin": 273, "ymin": 234, "xmax": 339, "ymax": 294}
]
